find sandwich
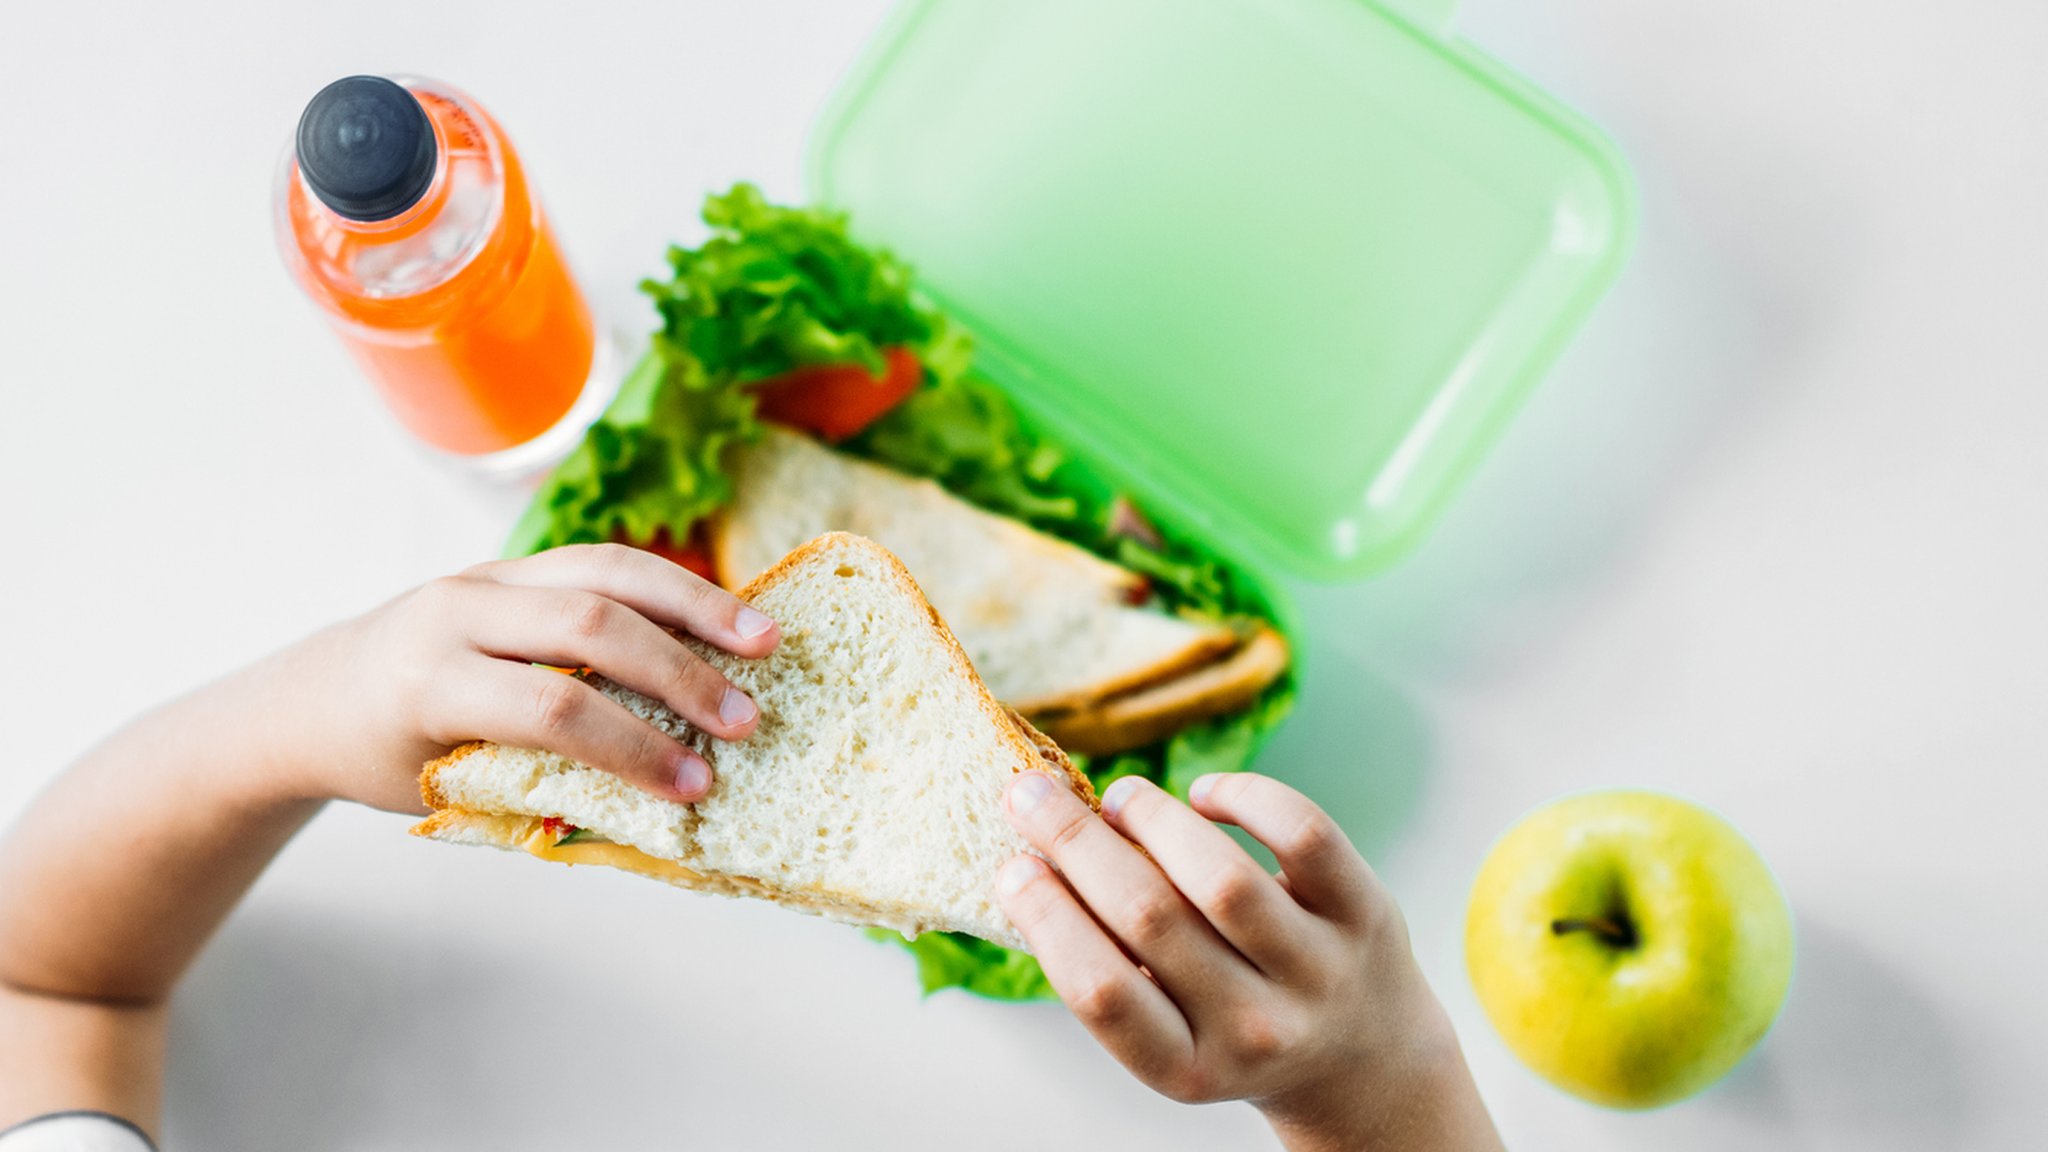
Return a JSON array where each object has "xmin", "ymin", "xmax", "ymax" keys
[
  {"xmin": 414, "ymin": 532, "xmax": 1093, "ymax": 949},
  {"xmin": 503, "ymin": 185, "xmax": 1295, "ymax": 997},
  {"xmin": 715, "ymin": 425, "xmax": 1288, "ymax": 755}
]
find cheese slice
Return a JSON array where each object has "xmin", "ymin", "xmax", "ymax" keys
[{"xmin": 516, "ymin": 820, "xmax": 710, "ymax": 885}]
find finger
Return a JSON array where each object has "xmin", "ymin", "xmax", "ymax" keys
[
  {"xmin": 1187, "ymin": 773, "xmax": 1374, "ymax": 925},
  {"xmin": 1098, "ymin": 775, "xmax": 1316, "ymax": 977},
  {"xmin": 1005, "ymin": 772, "xmax": 1256, "ymax": 1009},
  {"xmin": 997, "ymin": 855, "xmax": 1192, "ymax": 1087},
  {"xmin": 457, "ymin": 581, "xmax": 760, "ymax": 741},
  {"xmin": 471, "ymin": 543, "xmax": 779, "ymax": 658},
  {"xmin": 440, "ymin": 660, "xmax": 713, "ymax": 802}
]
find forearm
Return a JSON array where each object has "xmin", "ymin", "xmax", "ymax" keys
[
  {"xmin": 0, "ymin": 639, "xmax": 335, "ymax": 1133},
  {"xmin": 0, "ymin": 634, "xmax": 340, "ymax": 1003},
  {"xmin": 0, "ymin": 987, "xmax": 167, "ymax": 1134},
  {"xmin": 1267, "ymin": 1049, "xmax": 1501, "ymax": 1152}
]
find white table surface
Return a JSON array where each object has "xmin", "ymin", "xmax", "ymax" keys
[{"xmin": 4, "ymin": 1, "xmax": 2044, "ymax": 1148}]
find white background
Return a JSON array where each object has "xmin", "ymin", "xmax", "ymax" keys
[{"xmin": 3, "ymin": 1, "xmax": 2044, "ymax": 1148}]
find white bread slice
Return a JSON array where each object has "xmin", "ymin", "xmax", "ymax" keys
[
  {"xmin": 1034, "ymin": 627, "xmax": 1292, "ymax": 756},
  {"xmin": 713, "ymin": 426, "xmax": 1238, "ymax": 713},
  {"xmin": 413, "ymin": 533, "xmax": 1094, "ymax": 950}
]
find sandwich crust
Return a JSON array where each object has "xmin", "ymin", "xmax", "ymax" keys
[
  {"xmin": 415, "ymin": 807, "xmax": 1012, "ymax": 943},
  {"xmin": 419, "ymin": 741, "xmax": 490, "ymax": 813}
]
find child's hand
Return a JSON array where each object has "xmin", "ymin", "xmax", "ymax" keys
[
  {"xmin": 998, "ymin": 772, "xmax": 1502, "ymax": 1152},
  {"xmin": 283, "ymin": 544, "xmax": 779, "ymax": 814}
]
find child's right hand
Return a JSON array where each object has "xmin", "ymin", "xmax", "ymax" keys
[
  {"xmin": 998, "ymin": 771, "xmax": 1503, "ymax": 1152},
  {"xmin": 277, "ymin": 544, "xmax": 779, "ymax": 814}
]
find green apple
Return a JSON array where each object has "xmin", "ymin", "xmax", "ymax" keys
[{"xmin": 1464, "ymin": 790, "xmax": 1794, "ymax": 1109}]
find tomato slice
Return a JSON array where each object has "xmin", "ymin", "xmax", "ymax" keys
[
  {"xmin": 752, "ymin": 346, "xmax": 921, "ymax": 442},
  {"xmin": 620, "ymin": 525, "xmax": 719, "ymax": 584}
]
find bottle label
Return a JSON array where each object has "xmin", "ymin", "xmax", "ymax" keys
[{"xmin": 418, "ymin": 91, "xmax": 487, "ymax": 155}]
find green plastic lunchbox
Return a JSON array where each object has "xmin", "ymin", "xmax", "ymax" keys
[{"xmin": 808, "ymin": 0, "xmax": 1636, "ymax": 583}]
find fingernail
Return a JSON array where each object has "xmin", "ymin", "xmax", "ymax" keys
[
  {"xmin": 1188, "ymin": 774, "xmax": 1221, "ymax": 805},
  {"xmin": 673, "ymin": 751, "xmax": 711, "ymax": 799},
  {"xmin": 998, "ymin": 856, "xmax": 1039, "ymax": 897},
  {"xmin": 719, "ymin": 687, "xmax": 757, "ymax": 727},
  {"xmin": 1009, "ymin": 771, "xmax": 1054, "ymax": 814},
  {"xmin": 735, "ymin": 606, "xmax": 775, "ymax": 640},
  {"xmin": 1100, "ymin": 775, "xmax": 1143, "ymax": 820}
]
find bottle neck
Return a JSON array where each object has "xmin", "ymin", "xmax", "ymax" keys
[{"xmin": 277, "ymin": 78, "xmax": 517, "ymax": 323}]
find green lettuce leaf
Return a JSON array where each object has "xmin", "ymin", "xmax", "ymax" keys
[
  {"xmin": 866, "ymin": 929, "xmax": 1056, "ymax": 1001},
  {"xmin": 646, "ymin": 182, "xmax": 948, "ymax": 386},
  {"xmin": 508, "ymin": 183, "xmax": 1296, "ymax": 1000},
  {"xmin": 507, "ymin": 337, "xmax": 761, "ymax": 556},
  {"xmin": 511, "ymin": 184, "xmax": 948, "ymax": 556}
]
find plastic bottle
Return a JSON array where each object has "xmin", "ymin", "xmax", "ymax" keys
[{"xmin": 276, "ymin": 75, "xmax": 611, "ymax": 474}]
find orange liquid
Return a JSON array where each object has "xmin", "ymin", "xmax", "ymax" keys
[{"xmin": 285, "ymin": 89, "xmax": 594, "ymax": 456}]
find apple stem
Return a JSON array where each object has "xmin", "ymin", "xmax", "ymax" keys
[{"xmin": 1550, "ymin": 916, "xmax": 1637, "ymax": 949}]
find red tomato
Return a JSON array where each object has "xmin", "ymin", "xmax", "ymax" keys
[
  {"xmin": 1121, "ymin": 576, "xmax": 1154, "ymax": 607},
  {"xmin": 752, "ymin": 346, "xmax": 921, "ymax": 442},
  {"xmin": 621, "ymin": 525, "xmax": 719, "ymax": 584}
]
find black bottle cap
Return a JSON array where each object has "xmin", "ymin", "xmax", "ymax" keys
[{"xmin": 295, "ymin": 76, "xmax": 438, "ymax": 221}]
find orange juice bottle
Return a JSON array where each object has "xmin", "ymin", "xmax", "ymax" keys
[{"xmin": 276, "ymin": 75, "xmax": 610, "ymax": 474}]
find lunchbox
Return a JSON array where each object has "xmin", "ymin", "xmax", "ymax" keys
[{"xmin": 807, "ymin": 0, "xmax": 1635, "ymax": 584}]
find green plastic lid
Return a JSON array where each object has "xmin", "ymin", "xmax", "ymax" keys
[{"xmin": 808, "ymin": 0, "xmax": 1635, "ymax": 580}]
